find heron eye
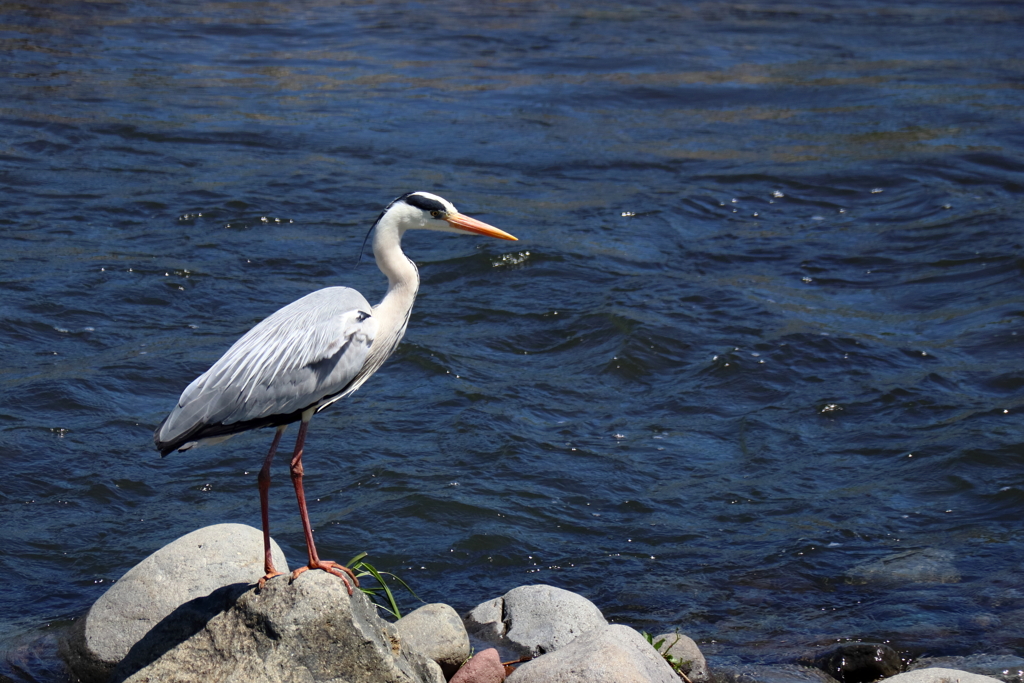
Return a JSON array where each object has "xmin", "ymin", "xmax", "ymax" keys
[{"xmin": 430, "ymin": 210, "xmax": 442, "ymax": 218}]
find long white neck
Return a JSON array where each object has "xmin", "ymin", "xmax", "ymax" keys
[{"xmin": 370, "ymin": 216, "xmax": 420, "ymax": 341}]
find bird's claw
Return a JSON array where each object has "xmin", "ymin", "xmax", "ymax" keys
[
  {"xmin": 257, "ymin": 570, "xmax": 284, "ymax": 590},
  {"xmin": 291, "ymin": 560, "xmax": 360, "ymax": 595}
]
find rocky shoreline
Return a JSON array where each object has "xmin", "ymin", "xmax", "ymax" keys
[{"xmin": 58, "ymin": 524, "xmax": 1023, "ymax": 683}]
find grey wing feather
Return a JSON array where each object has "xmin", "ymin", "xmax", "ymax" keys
[{"xmin": 157, "ymin": 287, "xmax": 377, "ymax": 448}]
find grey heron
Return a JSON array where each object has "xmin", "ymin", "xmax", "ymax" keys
[{"xmin": 154, "ymin": 191, "xmax": 517, "ymax": 590}]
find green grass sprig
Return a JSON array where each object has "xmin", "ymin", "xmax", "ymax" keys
[{"xmin": 345, "ymin": 551, "xmax": 421, "ymax": 619}]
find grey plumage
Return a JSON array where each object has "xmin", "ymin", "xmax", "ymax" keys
[{"xmin": 155, "ymin": 287, "xmax": 378, "ymax": 454}]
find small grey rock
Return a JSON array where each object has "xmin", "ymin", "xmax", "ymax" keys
[
  {"xmin": 910, "ymin": 656, "xmax": 1024, "ymax": 683},
  {"xmin": 464, "ymin": 584, "xmax": 607, "ymax": 657},
  {"xmin": 713, "ymin": 664, "xmax": 841, "ymax": 683},
  {"xmin": 60, "ymin": 523, "xmax": 288, "ymax": 683},
  {"xmin": 113, "ymin": 569, "xmax": 442, "ymax": 683},
  {"xmin": 802, "ymin": 642, "xmax": 901, "ymax": 683},
  {"xmin": 846, "ymin": 549, "xmax": 960, "ymax": 585},
  {"xmin": 465, "ymin": 596, "xmax": 505, "ymax": 643},
  {"xmin": 506, "ymin": 623, "xmax": 679, "ymax": 683},
  {"xmin": 395, "ymin": 603, "xmax": 471, "ymax": 678},
  {"xmin": 652, "ymin": 632, "xmax": 709, "ymax": 682},
  {"xmin": 883, "ymin": 668, "xmax": 1004, "ymax": 683}
]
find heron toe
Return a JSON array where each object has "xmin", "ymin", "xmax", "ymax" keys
[
  {"xmin": 257, "ymin": 570, "xmax": 284, "ymax": 590},
  {"xmin": 291, "ymin": 561, "xmax": 360, "ymax": 595}
]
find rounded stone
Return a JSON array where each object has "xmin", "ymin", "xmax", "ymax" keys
[
  {"xmin": 60, "ymin": 523, "xmax": 288, "ymax": 683},
  {"xmin": 464, "ymin": 584, "xmax": 608, "ymax": 657},
  {"xmin": 395, "ymin": 603, "xmax": 471, "ymax": 678}
]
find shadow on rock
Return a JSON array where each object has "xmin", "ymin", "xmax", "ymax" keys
[{"xmin": 109, "ymin": 582, "xmax": 251, "ymax": 683}]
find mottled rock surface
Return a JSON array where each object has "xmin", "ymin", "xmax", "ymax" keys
[
  {"xmin": 112, "ymin": 570, "xmax": 443, "ymax": 683},
  {"xmin": 395, "ymin": 603, "xmax": 470, "ymax": 678},
  {"xmin": 464, "ymin": 584, "xmax": 607, "ymax": 657},
  {"xmin": 60, "ymin": 524, "xmax": 288, "ymax": 683},
  {"xmin": 506, "ymin": 623, "xmax": 678, "ymax": 683},
  {"xmin": 910, "ymin": 655, "xmax": 1024, "ymax": 683},
  {"xmin": 883, "ymin": 668, "xmax": 1004, "ymax": 683},
  {"xmin": 450, "ymin": 648, "xmax": 505, "ymax": 683},
  {"xmin": 651, "ymin": 631, "xmax": 709, "ymax": 682}
]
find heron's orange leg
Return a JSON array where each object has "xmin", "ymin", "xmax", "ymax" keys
[
  {"xmin": 256, "ymin": 425, "xmax": 287, "ymax": 589},
  {"xmin": 288, "ymin": 416, "xmax": 359, "ymax": 595}
]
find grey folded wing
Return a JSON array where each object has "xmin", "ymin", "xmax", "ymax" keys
[{"xmin": 156, "ymin": 286, "xmax": 377, "ymax": 449}]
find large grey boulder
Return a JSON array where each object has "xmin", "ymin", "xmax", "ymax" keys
[
  {"xmin": 506, "ymin": 623, "xmax": 678, "ymax": 683},
  {"xmin": 464, "ymin": 584, "xmax": 607, "ymax": 657},
  {"xmin": 60, "ymin": 524, "xmax": 288, "ymax": 683},
  {"xmin": 394, "ymin": 603, "xmax": 470, "ymax": 678},
  {"xmin": 651, "ymin": 632, "xmax": 709, "ymax": 683},
  {"xmin": 882, "ymin": 669, "xmax": 1004, "ymax": 683},
  {"xmin": 112, "ymin": 569, "xmax": 443, "ymax": 683}
]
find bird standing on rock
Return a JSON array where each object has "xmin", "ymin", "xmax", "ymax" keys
[{"xmin": 154, "ymin": 192, "xmax": 517, "ymax": 591}]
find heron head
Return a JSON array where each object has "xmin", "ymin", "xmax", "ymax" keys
[
  {"xmin": 359, "ymin": 191, "xmax": 517, "ymax": 265},
  {"xmin": 392, "ymin": 191, "xmax": 517, "ymax": 240}
]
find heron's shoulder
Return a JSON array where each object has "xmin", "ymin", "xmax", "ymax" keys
[
  {"xmin": 289, "ymin": 286, "xmax": 373, "ymax": 311},
  {"xmin": 258, "ymin": 287, "xmax": 373, "ymax": 325}
]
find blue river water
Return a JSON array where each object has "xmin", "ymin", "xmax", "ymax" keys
[{"xmin": 2, "ymin": 1, "xmax": 1023, "ymax": 679}]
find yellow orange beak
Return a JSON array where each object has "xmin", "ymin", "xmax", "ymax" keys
[{"xmin": 446, "ymin": 212, "xmax": 518, "ymax": 241}]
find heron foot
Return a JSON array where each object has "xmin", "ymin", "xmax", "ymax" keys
[
  {"xmin": 291, "ymin": 561, "xmax": 360, "ymax": 595},
  {"xmin": 257, "ymin": 570, "xmax": 284, "ymax": 590}
]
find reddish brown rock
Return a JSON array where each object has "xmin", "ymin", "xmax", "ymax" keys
[{"xmin": 451, "ymin": 648, "xmax": 505, "ymax": 683}]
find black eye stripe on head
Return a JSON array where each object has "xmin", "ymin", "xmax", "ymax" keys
[{"xmin": 404, "ymin": 193, "xmax": 447, "ymax": 213}]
